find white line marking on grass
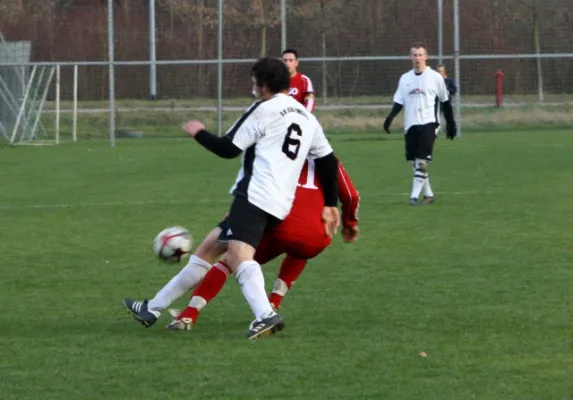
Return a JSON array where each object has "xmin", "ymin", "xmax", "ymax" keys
[
  {"xmin": 0, "ymin": 198, "xmax": 229, "ymax": 212},
  {"xmin": 0, "ymin": 191, "xmax": 497, "ymax": 212}
]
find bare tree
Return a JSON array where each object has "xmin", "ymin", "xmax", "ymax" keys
[
  {"xmin": 0, "ymin": 0, "xmax": 24, "ymax": 21},
  {"xmin": 245, "ymin": 0, "xmax": 280, "ymax": 58}
]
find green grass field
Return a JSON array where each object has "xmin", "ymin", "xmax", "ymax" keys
[{"xmin": 2, "ymin": 129, "xmax": 573, "ymax": 399}]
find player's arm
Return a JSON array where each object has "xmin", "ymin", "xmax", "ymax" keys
[
  {"xmin": 304, "ymin": 93, "xmax": 315, "ymax": 112},
  {"xmin": 183, "ymin": 120, "xmax": 241, "ymax": 158},
  {"xmin": 193, "ymin": 130, "xmax": 242, "ymax": 159},
  {"xmin": 337, "ymin": 160, "xmax": 360, "ymax": 243},
  {"xmin": 383, "ymin": 80, "xmax": 404, "ymax": 134},
  {"xmin": 302, "ymin": 75, "xmax": 316, "ymax": 112},
  {"xmin": 437, "ymin": 77, "xmax": 457, "ymax": 140},
  {"xmin": 309, "ymin": 124, "xmax": 337, "ymax": 207},
  {"xmin": 185, "ymin": 102, "xmax": 262, "ymax": 158},
  {"xmin": 446, "ymin": 77, "xmax": 457, "ymax": 96},
  {"xmin": 309, "ymin": 123, "xmax": 340, "ymax": 236},
  {"xmin": 314, "ymin": 154, "xmax": 338, "ymax": 207},
  {"xmin": 337, "ymin": 160, "xmax": 359, "ymax": 228}
]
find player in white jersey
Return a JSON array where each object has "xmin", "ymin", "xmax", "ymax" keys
[
  {"xmin": 383, "ymin": 42, "xmax": 457, "ymax": 206},
  {"xmin": 182, "ymin": 57, "xmax": 340, "ymax": 339}
]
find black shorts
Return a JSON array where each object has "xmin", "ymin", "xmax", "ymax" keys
[
  {"xmin": 216, "ymin": 195, "xmax": 279, "ymax": 249},
  {"xmin": 405, "ymin": 123, "xmax": 438, "ymax": 161}
]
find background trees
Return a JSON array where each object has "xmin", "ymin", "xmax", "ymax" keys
[{"xmin": 1, "ymin": 0, "xmax": 570, "ymax": 99}]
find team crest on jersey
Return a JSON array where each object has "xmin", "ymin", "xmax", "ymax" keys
[
  {"xmin": 408, "ymin": 88, "xmax": 426, "ymax": 96},
  {"xmin": 289, "ymin": 87, "xmax": 299, "ymax": 96}
]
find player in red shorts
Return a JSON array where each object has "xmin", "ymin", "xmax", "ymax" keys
[
  {"xmin": 165, "ymin": 158, "xmax": 359, "ymax": 330},
  {"xmin": 282, "ymin": 49, "xmax": 315, "ymax": 112}
]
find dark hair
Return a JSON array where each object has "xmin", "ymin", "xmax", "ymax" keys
[
  {"xmin": 251, "ymin": 57, "xmax": 291, "ymax": 94},
  {"xmin": 281, "ymin": 48, "xmax": 298, "ymax": 59},
  {"xmin": 436, "ymin": 64, "xmax": 446, "ymax": 69},
  {"xmin": 410, "ymin": 42, "xmax": 428, "ymax": 52}
]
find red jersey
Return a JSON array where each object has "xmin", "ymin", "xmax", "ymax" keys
[
  {"xmin": 288, "ymin": 72, "xmax": 315, "ymax": 112},
  {"xmin": 287, "ymin": 159, "xmax": 359, "ymax": 228},
  {"xmin": 255, "ymin": 159, "xmax": 360, "ymax": 264}
]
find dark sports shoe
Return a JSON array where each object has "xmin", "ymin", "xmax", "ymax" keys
[
  {"xmin": 421, "ymin": 196, "xmax": 435, "ymax": 205},
  {"xmin": 409, "ymin": 197, "xmax": 418, "ymax": 206},
  {"xmin": 123, "ymin": 298, "xmax": 159, "ymax": 328},
  {"xmin": 247, "ymin": 313, "xmax": 285, "ymax": 340}
]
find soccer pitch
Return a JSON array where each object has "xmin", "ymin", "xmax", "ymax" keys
[{"xmin": 1, "ymin": 129, "xmax": 573, "ymax": 399}]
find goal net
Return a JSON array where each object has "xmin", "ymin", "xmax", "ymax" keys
[{"xmin": 0, "ymin": 31, "xmax": 59, "ymax": 145}]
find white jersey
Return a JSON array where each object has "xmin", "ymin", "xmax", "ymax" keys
[
  {"xmin": 227, "ymin": 93, "xmax": 333, "ymax": 219},
  {"xmin": 393, "ymin": 67, "xmax": 449, "ymax": 132}
]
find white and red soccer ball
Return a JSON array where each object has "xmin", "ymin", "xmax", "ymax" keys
[{"xmin": 153, "ymin": 226, "xmax": 193, "ymax": 263}]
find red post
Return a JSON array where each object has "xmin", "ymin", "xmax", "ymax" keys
[{"xmin": 494, "ymin": 69, "xmax": 505, "ymax": 107}]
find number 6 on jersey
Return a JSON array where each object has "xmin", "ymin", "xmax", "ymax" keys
[{"xmin": 282, "ymin": 123, "xmax": 302, "ymax": 160}]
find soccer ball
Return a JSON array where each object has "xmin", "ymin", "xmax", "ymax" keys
[{"xmin": 153, "ymin": 226, "xmax": 193, "ymax": 263}]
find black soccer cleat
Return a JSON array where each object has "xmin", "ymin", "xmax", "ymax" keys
[
  {"xmin": 409, "ymin": 197, "xmax": 419, "ymax": 206},
  {"xmin": 123, "ymin": 298, "xmax": 159, "ymax": 328},
  {"xmin": 247, "ymin": 313, "xmax": 285, "ymax": 340}
]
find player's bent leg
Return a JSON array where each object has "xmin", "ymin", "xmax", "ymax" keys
[
  {"xmin": 253, "ymin": 233, "xmax": 285, "ymax": 266},
  {"xmin": 124, "ymin": 226, "xmax": 228, "ymax": 329},
  {"xmin": 170, "ymin": 234, "xmax": 288, "ymax": 330},
  {"xmin": 167, "ymin": 261, "xmax": 232, "ymax": 330},
  {"xmin": 193, "ymin": 225, "xmax": 229, "ymax": 263},
  {"xmin": 266, "ymin": 224, "xmax": 331, "ymax": 311},
  {"xmin": 171, "ymin": 233, "xmax": 284, "ymax": 329},
  {"xmin": 269, "ymin": 255, "xmax": 308, "ymax": 311},
  {"xmin": 255, "ymin": 236, "xmax": 288, "ymax": 311},
  {"xmin": 146, "ymin": 226, "xmax": 227, "ymax": 313},
  {"xmin": 145, "ymin": 254, "xmax": 213, "ymax": 314}
]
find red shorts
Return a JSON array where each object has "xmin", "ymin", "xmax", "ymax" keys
[{"xmin": 254, "ymin": 216, "xmax": 331, "ymax": 265}]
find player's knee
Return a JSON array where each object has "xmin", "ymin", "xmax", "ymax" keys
[
  {"xmin": 415, "ymin": 158, "xmax": 428, "ymax": 173},
  {"xmin": 225, "ymin": 240, "xmax": 257, "ymax": 271},
  {"xmin": 194, "ymin": 227, "xmax": 227, "ymax": 264},
  {"xmin": 194, "ymin": 242, "xmax": 226, "ymax": 265}
]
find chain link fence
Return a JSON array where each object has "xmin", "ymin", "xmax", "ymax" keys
[{"xmin": 1, "ymin": 0, "xmax": 572, "ymax": 143}]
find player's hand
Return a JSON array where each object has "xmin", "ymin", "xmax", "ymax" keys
[
  {"xmin": 446, "ymin": 123, "xmax": 457, "ymax": 140},
  {"xmin": 183, "ymin": 120, "xmax": 205, "ymax": 137},
  {"xmin": 342, "ymin": 225, "xmax": 359, "ymax": 243},
  {"xmin": 383, "ymin": 117, "xmax": 392, "ymax": 134},
  {"xmin": 322, "ymin": 207, "xmax": 340, "ymax": 237}
]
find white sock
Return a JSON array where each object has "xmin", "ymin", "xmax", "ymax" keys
[
  {"xmin": 148, "ymin": 255, "xmax": 211, "ymax": 312},
  {"xmin": 235, "ymin": 260, "xmax": 275, "ymax": 320},
  {"xmin": 410, "ymin": 161, "xmax": 426, "ymax": 199},
  {"xmin": 423, "ymin": 174, "xmax": 434, "ymax": 197},
  {"xmin": 410, "ymin": 177, "xmax": 425, "ymax": 199}
]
